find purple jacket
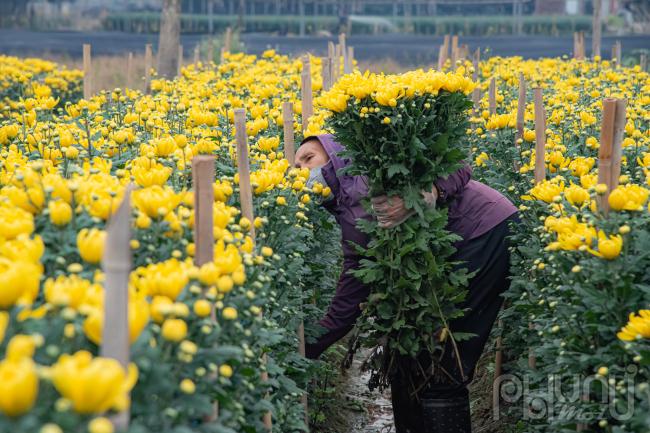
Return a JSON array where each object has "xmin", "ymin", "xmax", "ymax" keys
[{"xmin": 305, "ymin": 134, "xmax": 517, "ymax": 359}]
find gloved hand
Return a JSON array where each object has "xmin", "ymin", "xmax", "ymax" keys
[{"xmin": 371, "ymin": 187, "xmax": 438, "ymax": 229}]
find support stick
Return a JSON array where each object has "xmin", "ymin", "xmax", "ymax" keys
[
  {"xmin": 533, "ymin": 87, "xmax": 546, "ymax": 184},
  {"xmin": 126, "ymin": 52, "xmax": 134, "ymax": 90},
  {"xmin": 234, "ymin": 108, "xmax": 272, "ymax": 430},
  {"xmin": 321, "ymin": 57, "xmax": 332, "ymax": 91},
  {"xmin": 224, "ymin": 26, "xmax": 232, "ymax": 52},
  {"xmin": 177, "ymin": 44, "xmax": 183, "ymax": 77},
  {"xmin": 592, "ymin": 0, "xmax": 601, "ymax": 58},
  {"xmin": 488, "ymin": 77, "xmax": 496, "ymax": 115},
  {"xmin": 83, "ymin": 44, "xmax": 92, "ymax": 99},
  {"xmin": 144, "ymin": 43, "xmax": 153, "ymax": 94},
  {"xmin": 101, "ymin": 184, "xmax": 134, "ymax": 431},
  {"xmin": 515, "ymin": 73, "xmax": 526, "ymax": 145},
  {"xmin": 283, "ymin": 102, "xmax": 296, "ymax": 166},
  {"xmin": 301, "ymin": 56, "xmax": 313, "ymax": 134},
  {"xmin": 192, "ymin": 156, "xmax": 215, "ymax": 266}
]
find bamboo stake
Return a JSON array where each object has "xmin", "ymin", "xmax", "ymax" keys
[
  {"xmin": 321, "ymin": 57, "xmax": 332, "ymax": 91},
  {"xmin": 224, "ymin": 26, "xmax": 232, "ymax": 52},
  {"xmin": 333, "ymin": 44, "xmax": 341, "ymax": 82},
  {"xmin": 472, "ymin": 88, "xmax": 481, "ymax": 116},
  {"xmin": 345, "ymin": 46, "xmax": 354, "ymax": 74},
  {"xmin": 443, "ymin": 34, "xmax": 450, "ymax": 58},
  {"xmin": 234, "ymin": 108, "xmax": 272, "ymax": 430},
  {"xmin": 192, "ymin": 156, "xmax": 215, "ymax": 266},
  {"xmin": 301, "ymin": 56, "xmax": 313, "ymax": 134},
  {"xmin": 83, "ymin": 44, "xmax": 92, "ymax": 99},
  {"xmin": 610, "ymin": 99, "xmax": 626, "ymax": 191},
  {"xmin": 597, "ymin": 98, "xmax": 626, "ymax": 215},
  {"xmin": 472, "ymin": 48, "xmax": 480, "ymax": 82},
  {"xmin": 488, "ymin": 77, "xmax": 496, "ymax": 115},
  {"xmin": 101, "ymin": 184, "xmax": 134, "ymax": 431},
  {"xmin": 177, "ymin": 44, "xmax": 183, "ymax": 77},
  {"xmin": 338, "ymin": 32, "xmax": 347, "ymax": 69},
  {"xmin": 437, "ymin": 44, "xmax": 446, "ymax": 71},
  {"xmin": 207, "ymin": 38, "xmax": 214, "ymax": 63},
  {"xmin": 191, "ymin": 155, "xmax": 218, "ymax": 420},
  {"xmin": 451, "ymin": 35, "xmax": 459, "ymax": 69},
  {"xmin": 515, "ymin": 73, "xmax": 526, "ymax": 145},
  {"xmin": 528, "ymin": 323, "xmax": 537, "ymax": 369},
  {"xmin": 281, "ymin": 100, "xmax": 308, "ymax": 426},
  {"xmin": 533, "ymin": 87, "xmax": 546, "ymax": 184},
  {"xmin": 282, "ymin": 102, "xmax": 296, "ymax": 165},
  {"xmin": 126, "ymin": 52, "xmax": 134, "ymax": 90},
  {"xmin": 144, "ymin": 43, "xmax": 153, "ymax": 94},
  {"xmin": 327, "ymin": 40, "xmax": 335, "ymax": 59},
  {"xmin": 592, "ymin": 0, "xmax": 601, "ymax": 58}
]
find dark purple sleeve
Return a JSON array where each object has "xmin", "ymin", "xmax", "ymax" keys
[
  {"xmin": 434, "ymin": 163, "xmax": 472, "ymax": 202},
  {"xmin": 305, "ymin": 254, "xmax": 369, "ymax": 359}
]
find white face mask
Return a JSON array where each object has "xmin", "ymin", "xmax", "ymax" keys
[{"xmin": 306, "ymin": 165, "xmax": 328, "ymax": 189}]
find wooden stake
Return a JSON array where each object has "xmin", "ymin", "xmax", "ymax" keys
[
  {"xmin": 144, "ymin": 43, "xmax": 153, "ymax": 94},
  {"xmin": 515, "ymin": 73, "xmax": 526, "ymax": 145},
  {"xmin": 282, "ymin": 102, "xmax": 296, "ymax": 166},
  {"xmin": 177, "ymin": 44, "xmax": 183, "ymax": 77},
  {"xmin": 533, "ymin": 87, "xmax": 546, "ymax": 184},
  {"xmin": 192, "ymin": 155, "xmax": 218, "ymax": 421},
  {"xmin": 192, "ymin": 156, "xmax": 215, "ymax": 266},
  {"xmin": 528, "ymin": 322, "xmax": 537, "ymax": 369},
  {"xmin": 573, "ymin": 32, "xmax": 579, "ymax": 59},
  {"xmin": 338, "ymin": 32, "xmax": 347, "ymax": 69},
  {"xmin": 101, "ymin": 184, "xmax": 134, "ymax": 431},
  {"xmin": 321, "ymin": 57, "xmax": 332, "ymax": 91},
  {"xmin": 610, "ymin": 99, "xmax": 626, "ymax": 191},
  {"xmin": 207, "ymin": 38, "xmax": 214, "ymax": 63},
  {"xmin": 126, "ymin": 52, "xmax": 134, "ymax": 90},
  {"xmin": 301, "ymin": 56, "xmax": 313, "ymax": 134},
  {"xmin": 472, "ymin": 88, "xmax": 481, "ymax": 116},
  {"xmin": 616, "ymin": 40, "xmax": 622, "ymax": 65},
  {"xmin": 597, "ymin": 98, "xmax": 626, "ymax": 215},
  {"xmin": 344, "ymin": 46, "xmax": 354, "ymax": 74},
  {"xmin": 234, "ymin": 108, "xmax": 272, "ymax": 430},
  {"xmin": 193, "ymin": 45, "xmax": 200, "ymax": 64},
  {"xmin": 333, "ymin": 44, "xmax": 341, "ymax": 82},
  {"xmin": 224, "ymin": 26, "xmax": 232, "ymax": 52},
  {"xmin": 437, "ymin": 44, "xmax": 446, "ymax": 71},
  {"xmin": 234, "ymin": 109, "xmax": 255, "ymax": 238},
  {"xmin": 592, "ymin": 0, "xmax": 602, "ymax": 58},
  {"xmin": 488, "ymin": 77, "xmax": 496, "ymax": 115},
  {"xmin": 641, "ymin": 53, "xmax": 648, "ymax": 72},
  {"xmin": 83, "ymin": 44, "xmax": 92, "ymax": 99},
  {"xmin": 472, "ymin": 48, "xmax": 480, "ymax": 81},
  {"xmin": 327, "ymin": 40, "xmax": 335, "ymax": 59},
  {"xmin": 451, "ymin": 35, "xmax": 459, "ymax": 69}
]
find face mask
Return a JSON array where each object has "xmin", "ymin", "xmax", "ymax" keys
[{"xmin": 307, "ymin": 165, "xmax": 328, "ymax": 189}]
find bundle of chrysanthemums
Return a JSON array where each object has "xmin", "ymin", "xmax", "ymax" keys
[{"xmin": 316, "ymin": 69, "xmax": 476, "ymax": 392}]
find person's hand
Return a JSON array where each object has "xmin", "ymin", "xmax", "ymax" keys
[
  {"xmin": 422, "ymin": 185, "xmax": 439, "ymax": 207},
  {"xmin": 371, "ymin": 195, "xmax": 414, "ymax": 228},
  {"xmin": 371, "ymin": 186, "xmax": 439, "ymax": 229}
]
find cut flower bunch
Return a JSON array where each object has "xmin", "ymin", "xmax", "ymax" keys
[{"xmin": 317, "ymin": 69, "xmax": 476, "ymax": 390}]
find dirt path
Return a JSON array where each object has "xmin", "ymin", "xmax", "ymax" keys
[{"xmin": 341, "ymin": 352, "xmax": 394, "ymax": 433}]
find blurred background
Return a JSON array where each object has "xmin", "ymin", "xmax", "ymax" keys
[{"xmin": 0, "ymin": 0, "xmax": 648, "ymax": 89}]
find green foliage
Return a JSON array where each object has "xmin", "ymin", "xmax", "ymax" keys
[{"xmin": 326, "ymin": 89, "xmax": 473, "ymax": 391}]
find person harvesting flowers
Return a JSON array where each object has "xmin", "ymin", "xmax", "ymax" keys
[{"xmin": 298, "ymin": 69, "xmax": 518, "ymax": 432}]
